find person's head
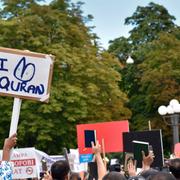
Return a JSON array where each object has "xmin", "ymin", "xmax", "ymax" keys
[
  {"xmin": 128, "ymin": 176, "xmax": 145, "ymax": 180},
  {"xmin": 169, "ymin": 158, "xmax": 180, "ymax": 179},
  {"xmin": 149, "ymin": 172, "xmax": 176, "ymax": 180},
  {"xmin": 102, "ymin": 172, "xmax": 126, "ymax": 180},
  {"xmin": 140, "ymin": 169, "xmax": 159, "ymax": 179},
  {"xmin": 109, "ymin": 164, "xmax": 121, "ymax": 172},
  {"xmin": 51, "ymin": 160, "xmax": 70, "ymax": 180}
]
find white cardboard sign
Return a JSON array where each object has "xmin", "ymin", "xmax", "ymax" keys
[
  {"xmin": 69, "ymin": 149, "xmax": 88, "ymax": 173},
  {"xmin": 0, "ymin": 47, "xmax": 54, "ymax": 102},
  {"xmin": 0, "ymin": 147, "xmax": 39, "ymax": 179},
  {"xmin": 0, "ymin": 148, "xmax": 66, "ymax": 179}
]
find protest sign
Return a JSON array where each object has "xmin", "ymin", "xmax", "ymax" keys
[
  {"xmin": 0, "ymin": 47, "xmax": 54, "ymax": 102},
  {"xmin": 123, "ymin": 130, "xmax": 164, "ymax": 167},
  {"xmin": 0, "ymin": 47, "xmax": 54, "ymax": 136},
  {"xmin": 0, "ymin": 147, "xmax": 64, "ymax": 179},
  {"xmin": 174, "ymin": 143, "xmax": 180, "ymax": 158},
  {"xmin": 77, "ymin": 121, "xmax": 129, "ymax": 154},
  {"xmin": 0, "ymin": 147, "xmax": 38, "ymax": 179},
  {"xmin": 69, "ymin": 149, "xmax": 88, "ymax": 172},
  {"xmin": 79, "ymin": 154, "xmax": 94, "ymax": 163}
]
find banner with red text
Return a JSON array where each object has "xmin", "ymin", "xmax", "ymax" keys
[
  {"xmin": 0, "ymin": 148, "xmax": 65, "ymax": 179},
  {"xmin": 0, "ymin": 147, "xmax": 38, "ymax": 179}
]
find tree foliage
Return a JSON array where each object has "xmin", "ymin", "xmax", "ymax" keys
[
  {"xmin": 125, "ymin": 2, "xmax": 176, "ymax": 46},
  {"xmin": 0, "ymin": 0, "xmax": 131, "ymax": 153},
  {"xmin": 108, "ymin": 37, "xmax": 132, "ymax": 61},
  {"xmin": 138, "ymin": 30, "xmax": 180, "ymax": 112},
  {"xmin": 108, "ymin": 2, "xmax": 180, "ymax": 152},
  {"xmin": 133, "ymin": 29, "xmax": 180, "ymax": 151}
]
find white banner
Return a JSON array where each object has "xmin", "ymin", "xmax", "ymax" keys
[
  {"xmin": 0, "ymin": 147, "xmax": 38, "ymax": 179},
  {"xmin": 0, "ymin": 147, "xmax": 64, "ymax": 179},
  {"xmin": 69, "ymin": 149, "xmax": 87, "ymax": 173},
  {"xmin": 0, "ymin": 47, "xmax": 54, "ymax": 102}
]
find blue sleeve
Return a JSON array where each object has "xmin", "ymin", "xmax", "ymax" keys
[{"xmin": 0, "ymin": 161, "xmax": 13, "ymax": 180}]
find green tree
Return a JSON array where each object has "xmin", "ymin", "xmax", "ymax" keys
[
  {"xmin": 109, "ymin": 2, "xmax": 177, "ymax": 101},
  {"xmin": 108, "ymin": 3, "xmax": 179, "ymax": 152},
  {"xmin": 108, "ymin": 2, "xmax": 177, "ymax": 101},
  {"xmin": 125, "ymin": 2, "xmax": 176, "ymax": 47},
  {"xmin": 138, "ymin": 29, "xmax": 180, "ymax": 116},
  {"xmin": 108, "ymin": 37, "xmax": 132, "ymax": 61},
  {"xmin": 0, "ymin": 0, "xmax": 43, "ymax": 18},
  {"xmin": 0, "ymin": 0, "xmax": 131, "ymax": 153},
  {"xmin": 134, "ymin": 29, "xmax": 180, "ymax": 150}
]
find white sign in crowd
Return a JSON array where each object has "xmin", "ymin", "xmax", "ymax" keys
[
  {"xmin": 0, "ymin": 47, "xmax": 54, "ymax": 102},
  {"xmin": 0, "ymin": 148, "xmax": 56, "ymax": 179},
  {"xmin": 0, "ymin": 47, "xmax": 55, "ymax": 151},
  {"xmin": 0, "ymin": 148, "xmax": 87, "ymax": 179}
]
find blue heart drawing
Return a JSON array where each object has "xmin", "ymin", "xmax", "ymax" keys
[{"xmin": 14, "ymin": 57, "xmax": 36, "ymax": 82}]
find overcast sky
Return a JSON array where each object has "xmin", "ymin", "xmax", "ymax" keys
[{"xmin": 45, "ymin": 0, "xmax": 180, "ymax": 49}]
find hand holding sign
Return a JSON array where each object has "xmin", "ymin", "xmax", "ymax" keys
[
  {"xmin": 2, "ymin": 133, "xmax": 17, "ymax": 161},
  {"xmin": 0, "ymin": 47, "xmax": 54, "ymax": 140}
]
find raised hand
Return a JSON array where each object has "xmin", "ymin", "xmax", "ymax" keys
[
  {"xmin": 91, "ymin": 140, "xmax": 101, "ymax": 154},
  {"xmin": 2, "ymin": 133, "xmax": 17, "ymax": 161},
  {"xmin": 3, "ymin": 133, "xmax": 17, "ymax": 150},
  {"xmin": 142, "ymin": 150, "xmax": 154, "ymax": 170},
  {"xmin": 127, "ymin": 159, "xmax": 137, "ymax": 177},
  {"xmin": 42, "ymin": 171, "xmax": 52, "ymax": 180}
]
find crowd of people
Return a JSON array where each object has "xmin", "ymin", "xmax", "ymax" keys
[{"xmin": 1, "ymin": 135, "xmax": 180, "ymax": 180}]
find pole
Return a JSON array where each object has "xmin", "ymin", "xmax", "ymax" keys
[
  {"xmin": 102, "ymin": 138, "xmax": 107, "ymax": 168},
  {"xmin": 148, "ymin": 120, "xmax": 152, "ymax": 131},
  {"xmin": 9, "ymin": 98, "xmax": 22, "ymax": 137},
  {"xmin": 171, "ymin": 114, "xmax": 179, "ymax": 147}
]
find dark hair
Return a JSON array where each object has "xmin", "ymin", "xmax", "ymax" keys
[
  {"xmin": 169, "ymin": 158, "xmax": 180, "ymax": 178},
  {"xmin": 150, "ymin": 172, "xmax": 176, "ymax": 180},
  {"xmin": 51, "ymin": 160, "xmax": 70, "ymax": 180},
  {"xmin": 140, "ymin": 169, "xmax": 159, "ymax": 179},
  {"xmin": 102, "ymin": 172, "xmax": 126, "ymax": 180},
  {"xmin": 109, "ymin": 164, "xmax": 121, "ymax": 172},
  {"xmin": 128, "ymin": 176, "xmax": 145, "ymax": 180}
]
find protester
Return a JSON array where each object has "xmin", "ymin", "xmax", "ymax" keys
[
  {"xmin": 141, "ymin": 151, "xmax": 154, "ymax": 172},
  {"xmin": 0, "ymin": 133, "xmax": 17, "ymax": 179},
  {"xmin": 127, "ymin": 159, "xmax": 138, "ymax": 177},
  {"xmin": 102, "ymin": 171, "xmax": 126, "ymax": 180},
  {"xmin": 43, "ymin": 160, "xmax": 70, "ymax": 180},
  {"xmin": 91, "ymin": 140, "xmax": 107, "ymax": 180},
  {"xmin": 169, "ymin": 158, "xmax": 180, "ymax": 180},
  {"xmin": 140, "ymin": 169, "xmax": 159, "ymax": 179},
  {"xmin": 122, "ymin": 147, "xmax": 158, "ymax": 180},
  {"xmin": 149, "ymin": 171, "xmax": 176, "ymax": 180},
  {"xmin": 1, "ymin": 132, "xmax": 177, "ymax": 180}
]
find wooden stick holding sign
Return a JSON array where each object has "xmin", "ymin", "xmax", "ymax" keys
[
  {"xmin": 102, "ymin": 138, "xmax": 108, "ymax": 168},
  {"xmin": 9, "ymin": 98, "xmax": 22, "ymax": 137},
  {"xmin": 148, "ymin": 120, "xmax": 152, "ymax": 131},
  {"xmin": 0, "ymin": 47, "xmax": 54, "ymax": 137}
]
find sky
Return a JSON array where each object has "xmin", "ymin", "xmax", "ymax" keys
[{"xmin": 45, "ymin": 0, "xmax": 180, "ymax": 49}]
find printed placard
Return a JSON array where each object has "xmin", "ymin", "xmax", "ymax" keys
[
  {"xmin": 0, "ymin": 47, "xmax": 54, "ymax": 102},
  {"xmin": 0, "ymin": 147, "xmax": 38, "ymax": 179},
  {"xmin": 79, "ymin": 154, "xmax": 94, "ymax": 163}
]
